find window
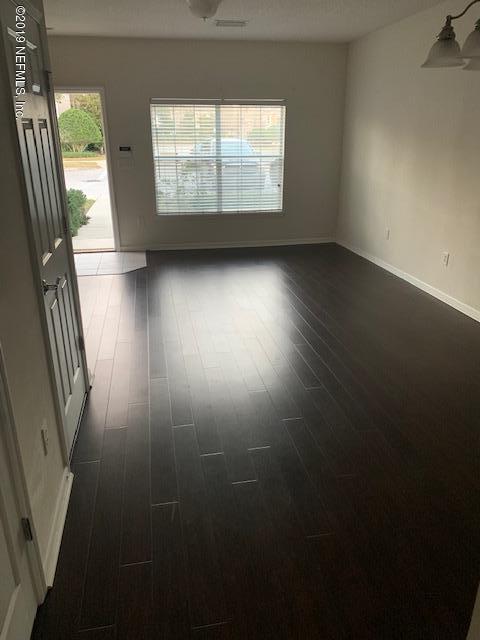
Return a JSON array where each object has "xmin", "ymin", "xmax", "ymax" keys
[{"xmin": 150, "ymin": 100, "xmax": 286, "ymax": 215}]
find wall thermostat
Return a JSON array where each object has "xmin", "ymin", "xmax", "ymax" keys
[{"xmin": 118, "ymin": 145, "xmax": 134, "ymax": 166}]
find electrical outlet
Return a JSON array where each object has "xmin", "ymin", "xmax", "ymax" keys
[
  {"xmin": 386, "ymin": 228, "xmax": 391, "ymax": 240},
  {"xmin": 442, "ymin": 252, "xmax": 450, "ymax": 268},
  {"xmin": 40, "ymin": 421, "xmax": 49, "ymax": 456}
]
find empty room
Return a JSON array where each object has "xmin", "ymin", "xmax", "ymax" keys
[{"xmin": 0, "ymin": 0, "xmax": 479, "ymax": 638}]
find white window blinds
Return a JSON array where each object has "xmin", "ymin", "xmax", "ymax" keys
[{"xmin": 150, "ymin": 100, "xmax": 286, "ymax": 215}]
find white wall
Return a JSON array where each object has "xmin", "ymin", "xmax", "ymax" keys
[
  {"xmin": 48, "ymin": 36, "xmax": 347, "ymax": 249},
  {"xmin": 0, "ymin": 46, "xmax": 67, "ymax": 572},
  {"xmin": 338, "ymin": 0, "xmax": 480, "ymax": 316}
]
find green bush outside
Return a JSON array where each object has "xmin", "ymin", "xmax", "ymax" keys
[
  {"xmin": 84, "ymin": 142, "xmax": 103, "ymax": 153},
  {"xmin": 67, "ymin": 188, "xmax": 90, "ymax": 236},
  {"xmin": 62, "ymin": 150, "xmax": 102, "ymax": 158},
  {"xmin": 58, "ymin": 108, "xmax": 103, "ymax": 153},
  {"xmin": 70, "ymin": 93, "xmax": 103, "ymax": 134}
]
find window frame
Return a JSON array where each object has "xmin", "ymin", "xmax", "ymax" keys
[{"xmin": 149, "ymin": 98, "xmax": 287, "ymax": 218}]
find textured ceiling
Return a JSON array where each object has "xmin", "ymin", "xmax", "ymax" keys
[{"xmin": 44, "ymin": 0, "xmax": 445, "ymax": 42}]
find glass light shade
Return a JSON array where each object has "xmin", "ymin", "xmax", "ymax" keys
[
  {"xmin": 463, "ymin": 57, "xmax": 480, "ymax": 70},
  {"xmin": 421, "ymin": 38, "xmax": 465, "ymax": 67},
  {"xmin": 460, "ymin": 24, "xmax": 480, "ymax": 58},
  {"xmin": 187, "ymin": 0, "xmax": 222, "ymax": 19}
]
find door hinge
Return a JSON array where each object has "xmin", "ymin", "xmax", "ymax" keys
[
  {"xmin": 21, "ymin": 517, "xmax": 33, "ymax": 542},
  {"xmin": 78, "ymin": 335, "xmax": 85, "ymax": 352},
  {"xmin": 45, "ymin": 70, "xmax": 52, "ymax": 94}
]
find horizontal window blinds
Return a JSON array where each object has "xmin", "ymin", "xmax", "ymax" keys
[{"xmin": 150, "ymin": 101, "xmax": 285, "ymax": 215}]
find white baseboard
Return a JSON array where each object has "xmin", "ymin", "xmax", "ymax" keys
[
  {"xmin": 43, "ymin": 468, "xmax": 73, "ymax": 587},
  {"xmin": 120, "ymin": 237, "xmax": 335, "ymax": 252},
  {"xmin": 337, "ymin": 240, "xmax": 480, "ymax": 324}
]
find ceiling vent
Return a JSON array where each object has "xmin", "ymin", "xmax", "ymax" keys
[{"xmin": 215, "ymin": 19, "xmax": 248, "ymax": 28}]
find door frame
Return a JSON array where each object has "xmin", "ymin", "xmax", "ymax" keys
[
  {"xmin": 55, "ymin": 85, "xmax": 120, "ymax": 252},
  {"xmin": 0, "ymin": 0, "xmax": 90, "ymax": 466},
  {"xmin": 0, "ymin": 341, "xmax": 47, "ymax": 606}
]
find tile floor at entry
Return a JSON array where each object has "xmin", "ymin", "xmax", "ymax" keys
[
  {"xmin": 74, "ymin": 251, "xmax": 146, "ymax": 276},
  {"xmin": 33, "ymin": 244, "xmax": 480, "ymax": 639}
]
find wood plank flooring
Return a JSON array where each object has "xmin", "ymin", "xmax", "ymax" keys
[{"xmin": 32, "ymin": 244, "xmax": 480, "ymax": 639}]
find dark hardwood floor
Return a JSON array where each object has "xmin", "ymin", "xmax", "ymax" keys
[{"xmin": 32, "ymin": 244, "xmax": 480, "ymax": 639}]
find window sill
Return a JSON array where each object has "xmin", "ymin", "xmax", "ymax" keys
[{"xmin": 155, "ymin": 210, "xmax": 285, "ymax": 219}]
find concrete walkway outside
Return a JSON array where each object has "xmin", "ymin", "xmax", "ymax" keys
[
  {"xmin": 73, "ymin": 192, "xmax": 114, "ymax": 251},
  {"xmin": 63, "ymin": 157, "xmax": 115, "ymax": 251}
]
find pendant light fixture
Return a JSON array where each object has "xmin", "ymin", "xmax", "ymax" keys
[
  {"xmin": 461, "ymin": 18, "xmax": 480, "ymax": 56},
  {"xmin": 422, "ymin": 0, "xmax": 480, "ymax": 69},
  {"xmin": 186, "ymin": 0, "xmax": 222, "ymax": 20}
]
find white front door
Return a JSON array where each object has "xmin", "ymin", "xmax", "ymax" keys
[
  {"xmin": 0, "ymin": 354, "xmax": 39, "ymax": 640},
  {"xmin": 2, "ymin": 0, "xmax": 88, "ymax": 454}
]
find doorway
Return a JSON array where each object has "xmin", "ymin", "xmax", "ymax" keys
[{"xmin": 54, "ymin": 90, "xmax": 117, "ymax": 252}]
